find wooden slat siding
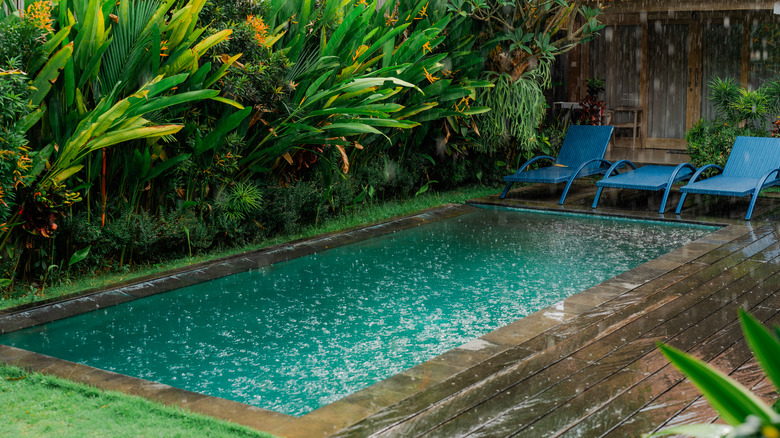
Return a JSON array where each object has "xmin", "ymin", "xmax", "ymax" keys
[
  {"xmin": 723, "ymin": 137, "xmax": 780, "ymax": 178},
  {"xmin": 333, "ymin": 227, "xmax": 770, "ymax": 438},
  {"xmin": 588, "ymin": 0, "xmax": 777, "ymax": 13},
  {"xmin": 455, "ymin": 248, "xmax": 780, "ymax": 437},
  {"xmin": 555, "ymin": 125, "xmax": 614, "ymax": 168}
]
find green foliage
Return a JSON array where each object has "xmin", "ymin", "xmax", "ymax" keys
[
  {"xmin": 708, "ymin": 76, "xmax": 780, "ymax": 129},
  {"xmin": 219, "ymin": 181, "xmax": 263, "ymax": 221},
  {"xmin": 685, "ymin": 119, "xmax": 767, "ymax": 169},
  {"xmin": 475, "ymin": 62, "xmax": 550, "ymax": 154},
  {"xmin": 0, "ymin": 61, "xmax": 34, "ymax": 225},
  {"xmin": 647, "ymin": 310, "xmax": 780, "ymax": 438}
]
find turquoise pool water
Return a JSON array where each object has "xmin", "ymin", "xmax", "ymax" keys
[{"xmin": 0, "ymin": 208, "xmax": 715, "ymax": 416}]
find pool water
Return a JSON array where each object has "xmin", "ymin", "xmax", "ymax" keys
[{"xmin": 0, "ymin": 208, "xmax": 715, "ymax": 416}]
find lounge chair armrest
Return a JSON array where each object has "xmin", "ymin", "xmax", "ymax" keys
[
  {"xmin": 512, "ymin": 156, "xmax": 556, "ymax": 176},
  {"xmin": 687, "ymin": 164, "xmax": 724, "ymax": 184},
  {"xmin": 756, "ymin": 167, "xmax": 780, "ymax": 190},
  {"xmin": 602, "ymin": 160, "xmax": 636, "ymax": 179},
  {"xmin": 572, "ymin": 158, "xmax": 612, "ymax": 177},
  {"xmin": 665, "ymin": 163, "xmax": 697, "ymax": 186}
]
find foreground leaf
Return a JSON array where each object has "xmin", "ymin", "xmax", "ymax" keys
[
  {"xmin": 658, "ymin": 343, "xmax": 777, "ymax": 426},
  {"xmin": 643, "ymin": 423, "xmax": 731, "ymax": 438}
]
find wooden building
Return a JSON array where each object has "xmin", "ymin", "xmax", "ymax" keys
[{"xmin": 562, "ymin": 0, "xmax": 780, "ymax": 150}]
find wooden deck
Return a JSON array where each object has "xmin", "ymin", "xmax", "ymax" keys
[{"xmin": 329, "ymin": 183, "xmax": 780, "ymax": 437}]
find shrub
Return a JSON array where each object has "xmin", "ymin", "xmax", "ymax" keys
[{"xmin": 685, "ymin": 119, "xmax": 768, "ymax": 169}]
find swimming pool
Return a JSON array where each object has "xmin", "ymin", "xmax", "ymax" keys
[{"xmin": 0, "ymin": 207, "xmax": 716, "ymax": 416}]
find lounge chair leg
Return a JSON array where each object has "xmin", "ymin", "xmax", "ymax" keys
[
  {"xmin": 591, "ymin": 187, "xmax": 604, "ymax": 209},
  {"xmin": 559, "ymin": 179, "xmax": 576, "ymax": 205},
  {"xmin": 660, "ymin": 186, "xmax": 673, "ymax": 214},
  {"xmin": 675, "ymin": 193, "xmax": 688, "ymax": 214},
  {"xmin": 746, "ymin": 193, "xmax": 759, "ymax": 220},
  {"xmin": 499, "ymin": 183, "xmax": 513, "ymax": 199}
]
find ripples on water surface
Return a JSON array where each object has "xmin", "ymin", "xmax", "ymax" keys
[{"xmin": 0, "ymin": 208, "xmax": 716, "ymax": 415}]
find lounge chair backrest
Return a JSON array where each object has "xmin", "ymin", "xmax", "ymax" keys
[
  {"xmin": 556, "ymin": 125, "xmax": 614, "ymax": 168},
  {"xmin": 722, "ymin": 136, "xmax": 780, "ymax": 178}
]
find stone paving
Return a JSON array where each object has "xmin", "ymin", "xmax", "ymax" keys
[{"xmin": 2, "ymin": 179, "xmax": 780, "ymax": 437}]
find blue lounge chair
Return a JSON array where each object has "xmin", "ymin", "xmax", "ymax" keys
[
  {"xmin": 499, "ymin": 125, "xmax": 615, "ymax": 204},
  {"xmin": 674, "ymin": 136, "xmax": 780, "ymax": 220},
  {"xmin": 591, "ymin": 162, "xmax": 696, "ymax": 213}
]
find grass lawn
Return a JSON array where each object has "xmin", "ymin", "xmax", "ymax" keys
[
  {"xmin": 0, "ymin": 364, "xmax": 273, "ymax": 438},
  {"xmin": 0, "ymin": 186, "xmax": 497, "ymax": 436}
]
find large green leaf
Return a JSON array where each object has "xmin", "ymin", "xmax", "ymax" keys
[
  {"xmin": 320, "ymin": 123, "xmax": 382, "ymax": 136},
  {"xmin": 127, "ymin": 89, "xmax": 219, "ymax": 117},
  {"xmin": 644, "ymin": 424, "xmax": 732, "ymax": 438},
  {"xmin": 739, "ymin": 309, "xmax": 780, "ymax": 393},
  {"xmin": 657, "ymin": 343, "xmax": 778, "ymax": 426},
  {"xmin": 31, "ymin": 43, "xmax": 74, "ymax": 106}
]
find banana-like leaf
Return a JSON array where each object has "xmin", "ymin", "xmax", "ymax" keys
[
  {"xmin": 204, "ymin": 53, "xmax": 242, "ymax": 89},
  {"xmin": 657, "ymin": 343, "xmax": 777, "ymax": 426},
  {"xmin": 126, "ymin": 89, "xmax": 219, "ymax": 118},
  {"xmin": 739, "ymin": 309, "xmax": 780, "ymax": 393},
  {"xmin": 17, "ymin": 109, "xmax": 44, "ymax": 133},
  {"xmin": 30, "ymin": 43, "xmax": 74, "ymax": 106},
  {"xmin": 210, "ymin": 96, "xmax": 245, "ymax": 110},
  {"xmin": 307, "ymin": 107, "xmax": 392, "ymax": 118},
  {"xmin": 83, "ymin": 124, "xmax": 183, "ymax": 153},
  {"xmin": 349, "ymin": 118, "xmax": 419, "ymax": 129},
  {"xmin": 52, "ymin": 164, "xmax": 84, "ymax": 184},
  {"xmin": 28, "ymin": 26, "xmax": 73, "ymax": 74},
  {"xmin": 141, "ymin": 73, "xmax": 189, "ymax": 98},
  {"xmin": 320, "ymin": 123, "xmax": 382, "ymax": 136}
]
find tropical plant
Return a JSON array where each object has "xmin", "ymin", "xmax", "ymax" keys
[
  {"xmin": 708, "ymin": 76, "xmax": 780, "ymax": 129},
  {"xmin": 449, "ymin": 0, "xmax": 604, "ymax": 155},
  {"xmin": 213, "ymin": 0, "xmax": 491, "ymax": 197},
  {"xmin": 0, "ymin": 0, "xmax": 240, "ymax": 280},
  {"xmin": 579, "ymin": 74, "xmax": 606, "ymax": 125},
  {"xmin": 647, "ymin": 309, "xmax": 780, "ymax": 438}
]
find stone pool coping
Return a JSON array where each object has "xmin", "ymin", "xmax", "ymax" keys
[{"xmin": 0, "ymin": 202, "xmax": 737, "ymax": 438}]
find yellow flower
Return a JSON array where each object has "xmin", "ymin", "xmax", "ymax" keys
[{"xmin": 422, "ymin": 41, "xmax": 432, "ymax": 55}]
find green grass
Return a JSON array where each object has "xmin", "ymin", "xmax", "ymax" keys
[
  {"xmin": 0, "ymin": 364, "xmax": 274, "ymax": 438},
  {"xmin": 0, "ymin": 186, "xmax": 498, "ymax": 311}
]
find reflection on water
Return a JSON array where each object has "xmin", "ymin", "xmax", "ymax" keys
[{"xmin": 0, "ymin": 208, "xmax": 714, "ymax": 416}]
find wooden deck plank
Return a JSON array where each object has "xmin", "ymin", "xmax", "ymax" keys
[{"xmin": 458, "ymin": 255, "xmax": 780, "ymax": 437}]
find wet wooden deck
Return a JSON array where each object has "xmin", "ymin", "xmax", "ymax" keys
[{"xmin": 329, "ymin": 182, "xmax": 780, "ymax": 437}]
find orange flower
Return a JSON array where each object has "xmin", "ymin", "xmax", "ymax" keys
[
  {"xmin": 247, "ymin": 15, "xmax": 269, "ymax": 45},
  {"xmin": 23, "ymin": 0, "xmax": 54, "ymax": 33},
  {"xmin": 416, "ymin": 2, "xmax": 428, "ymax": 20},
  {"xmin": 423, "ymin": 67, "xmax": 439, "ymax": 84},
  {"xmin": 422, "ymin": 41, "xmax": 432, "ymax": 55}
]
